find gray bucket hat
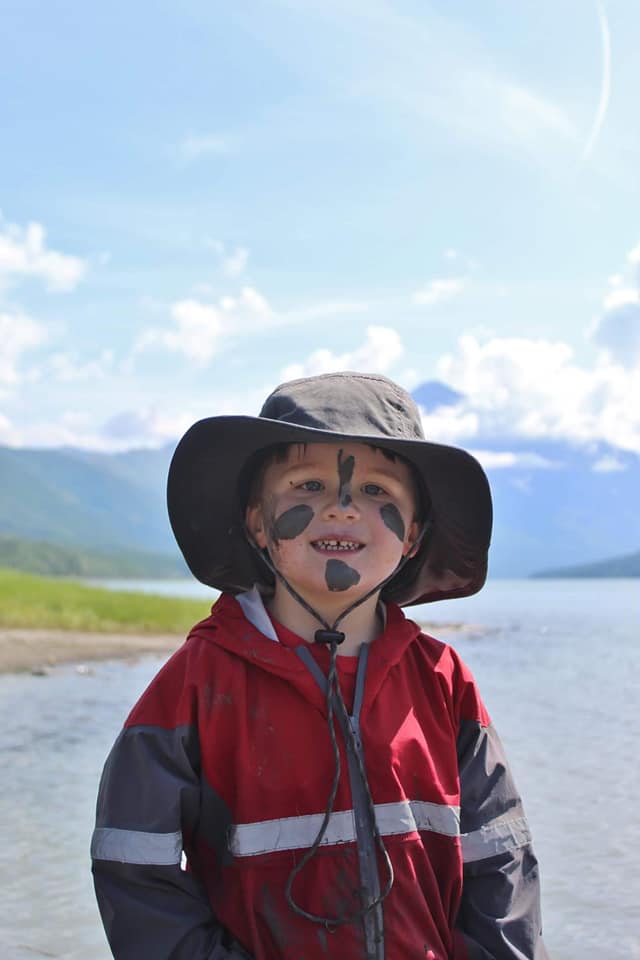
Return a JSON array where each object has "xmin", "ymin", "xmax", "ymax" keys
[{"xmin": 167, "ymin": 371, "xmax": 492, "ymax": 605}]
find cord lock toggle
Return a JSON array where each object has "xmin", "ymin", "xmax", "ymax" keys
[{"xmin": 314, "ymin": 629, "xmax": 345, "ymax": 645}]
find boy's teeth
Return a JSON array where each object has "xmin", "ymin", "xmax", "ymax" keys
[{"xmin": 315, "ymin": 539, "xmax": 360, "ymax": 551}]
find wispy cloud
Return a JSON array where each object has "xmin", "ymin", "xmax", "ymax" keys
[
  {"xmin": 469, "ymin": 450, "xmax": 559, "ymax": 470},
  {"xmin": 264, "ymin": 1, "xmax": 579, "ymax": 162},
  {"xmin": 46, "ymin": 349, "xmax": 115, "ymax": 383},
  {"xmin": 205, "ymin": 239, "xmax": 250, "ymax": 278},
  {"xmin": 281, "ymin": 325, "xmax": 403, "ymax": 380},
  {"xmin": 0, "ymin": 310, "xmax": 47, "ymax": 387},
  {"xmin": 592, "ymin": 454, "xmax": 624, "ymax": 473},
  {"xmin": 0, "ymin": 407, "xmax": 196, "ymax": 452},
  {"xmin": 580, "ymin": 0, "xmax": 612, "ymax": 164},
  {"xmin": 175, "ymin": 133, "xmax": 234, "ymax": 164},
  {"xmin": 222, "ymin": 246, "xmax": 249, "ymax": 278},
  {"xmin": 590, "ymin": 241, "xmax": 640, "ymax": 367},
  {"xmin": 100, "ymin": 407, "xmax": 197, "ymax": 448},
  {"xmin": 413, "ymin": 277, "xmax": 465, "ymax": 307},
  {"xmin": 0, "ymin": 217, "xmax": 86, "ymax": 292},
  {"xmin": 282, "ymin": 300, "xmax": 369, "ymax": 322}
]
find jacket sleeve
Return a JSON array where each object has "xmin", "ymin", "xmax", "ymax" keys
[
  {"xmin": 91, "ymin": 658, "xmax": 252, "ymax": 960},
  {"xmin": 455, "ymin": 717, "xmax": 549, "ymax": 960}
]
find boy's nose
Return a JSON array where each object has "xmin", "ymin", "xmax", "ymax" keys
[{"xmin": 321, "ymin": 489, "xmax": 361, "ymax": 520}]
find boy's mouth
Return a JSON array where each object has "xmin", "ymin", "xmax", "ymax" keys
[{"xmin": 311, "ymin": 539, "xmax": 364, "ymax": 554}]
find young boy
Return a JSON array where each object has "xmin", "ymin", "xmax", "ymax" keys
[{"xmin": 91, "ymin": 372, "xmax": 548, "ymax": 960}]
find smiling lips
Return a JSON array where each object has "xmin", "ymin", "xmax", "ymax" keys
[{"xmin": 312, "ymin": 538, "xmax": 364, "ymax": 553}]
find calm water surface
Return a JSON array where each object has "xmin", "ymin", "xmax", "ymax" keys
[{"xmin": 0, "ymin": 579, "xmax": 638, "ymax": 959}]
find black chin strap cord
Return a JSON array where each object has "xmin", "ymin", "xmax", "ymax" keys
[{"xmin": 244, "ymin": 526, "xmax": 428, "ymax": 929}]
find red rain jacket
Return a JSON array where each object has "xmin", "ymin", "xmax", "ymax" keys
[{"xmin": 92, "ymin": 592, "xmax": 548, "ymax": 960}]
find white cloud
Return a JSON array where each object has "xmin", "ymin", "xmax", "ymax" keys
[
  {"xmin": 593, "ymin": 301, "xmax": 640, "ymax": 368},
  {"xmin": 176, "ymin": 133, "xmax": 233, "ymax": 163},
  {"xmin": 137, "ymin": 299, "xmax": 223, "ymax": 366},
  {"xmin": 205, "ymin": 239, "xmax": 250, "ymax": 278},
  {"xmin": 592, "ymin": 455, "xmax": 625, "ymax": 473},
  {"xmin": 419, "ymin": 405, "xmax": 479, "ymax": 444},
  {"xmin": 413, "ymin": 278, "xmax": 465, "ymax": 307},
  {"xmin": 437, "ymin": 333, "xmax": 640, "ymax": 454},
  {"xmin": 0, "ymin": 217, "xmax": 86, "ymax": 292},
  {"xmin": 0, "ymin": 406, "xmax": 197, "ymax": 452},
  {"xmin": 281, "ymin": 325, "xmax": 403, "ymax": 381},
  {"xmin": 469, "ymin": 450, "xmax": 559, "ymax": 470},
  {"xmin": 46, "ymin": 349, "xmax": 115, "ymax": 383},
  {"xmin": 135, "ymin": 287, "xmax": 273, "ymax": 367},
  {"xmin": 222, "ymin": 246, "xmax": 249, "ymax": 278},
  {"xmin": 0, "ymin": 411, "xmax": 12, "ymax": 440},
  {"xmin": 591, "ymin": 242, "xmax": 640, "ymax": 367},
  {"xmin": 100, "ymin": 408, "xmax": 196, "ymax": 448},
  {"xmin": 0, "ymin": 311, "xmax": 47, "ymax": 386},
  {"xmin": 285, "ymin": 300, "xmax": 369, "ymax": 322},
  {"xmin": 500, "ymin": 83, "xmax": 575, "ymax": 142},
  {"xmin": 602, "ymin": 287, "xmax": 638, "ymax": 311},
  {"xmin": 232, "ymin": 286, "xmax": 271, "ymax": 318}
]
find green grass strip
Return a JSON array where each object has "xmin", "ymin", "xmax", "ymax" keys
[{"xmin": 0, "ymin": 567, "xmax": 213, "ymax": 634}]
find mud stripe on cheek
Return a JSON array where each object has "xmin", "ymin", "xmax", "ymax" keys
[
  {"xmin": 325, "ymin": 559, "xmax": 361, "ymax": 592},
  {"xmin": 380, "ymin": 503, "xmax": 405, "ymax": 542},
  {"xmin": 337, "ymin": 449, "xmax": 355, "ymax": 508},
  {"xmin": 272, "ymin": 505, "xmax": 314, "ymax": 540}
]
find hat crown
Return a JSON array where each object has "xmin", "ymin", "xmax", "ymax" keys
[{"xmin": 260, "ymin": 372, "xmax": 425, "ymax": 441}]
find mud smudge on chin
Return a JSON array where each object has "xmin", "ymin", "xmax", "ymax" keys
[
  {"xmin": 380, "ymin": 503, "xmax": 405, "ymax": 541},
  {"xmin": 271, "ymin": 504, "xmax": 314, "ymax": 542},
  {"xmin": 337, "ymin": 449, "xmax": 355, "ymax": 508},
  {"xmin": 325, "ymin": 559, "xmax": 361, "ymax": 591}
]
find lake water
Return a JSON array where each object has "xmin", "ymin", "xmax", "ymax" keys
[{"xmin": 1, "ymin": 579, "xmax": 638, "ymax": 959}]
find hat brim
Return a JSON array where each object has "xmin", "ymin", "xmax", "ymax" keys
[{"xmin": 167, "ymin": 415, "xmax": 492, "ymax": 605}]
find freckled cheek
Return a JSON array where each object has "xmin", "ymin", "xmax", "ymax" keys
[
  {"xmin": 267, "ymin": 537, "xmax": 313, "ymax": 567},
  {"xmin": 378, "ymin": 541, "xmax": 406, "ymax": 570}
]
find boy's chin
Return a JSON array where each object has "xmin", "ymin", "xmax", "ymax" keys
[{"xmin": 284, "ymin": 577, "xmax": 377, "ymax": 610}]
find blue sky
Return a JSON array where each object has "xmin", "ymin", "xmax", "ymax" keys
[{"xmin": 1, "ymin": 0, "xmax": 639, "ymax": 470}]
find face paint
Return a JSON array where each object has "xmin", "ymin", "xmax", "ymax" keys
[
  {"xmin": 380, "ymin": 502, "xmax": 405, "ymax": 542},
  {"xmin": 325, "ymin": 559, "xmax": 361, "ymax": 592},
  {"xmin": 271, "ymin": 504, "xmax": 314, "ymax": 542},
  {"xmin": 337, "ymin": 449, "xmax": 355, "ymax": 508}
]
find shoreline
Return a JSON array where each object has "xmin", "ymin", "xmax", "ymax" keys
[
  {"xmin": 0, "ymin": 627, "xmax": 182, "ymax": 675},
  {"xmin": 0, "ymin": 621, "xmax": 475, "ymax": 675}
]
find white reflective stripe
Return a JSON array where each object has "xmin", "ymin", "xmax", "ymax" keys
[
  {"xmin": 378, "ymin": 799, "xmax": 461, "ymax": 838},
  {"xmin": 461, "ymin": 816, "xmax": 531, "ymax": 863},
  {"xmin": 229, "ymin": 800, "xmax": 460, "ymax": 858},
  {"xmin": 91, "ymin": 827, "xmax": 182, "ymax": 865},
  {"xmin": 230, "ymin": 809, "xmax": 356, "ymax": 856}
]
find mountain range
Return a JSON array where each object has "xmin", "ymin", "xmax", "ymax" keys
[{"xmin": 1, "ymin": 381, "xmax": 638, "ymax": 578}]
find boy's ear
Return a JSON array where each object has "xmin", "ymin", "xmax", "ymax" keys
[
  {"xmin": 402, "ymin": 519, "xmax": 422, "ymax": 558},
  {"xmin": 245, "ymin": 503, "xmax": 268, "ymax": 550}
]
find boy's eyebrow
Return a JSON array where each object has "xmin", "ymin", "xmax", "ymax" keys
[
  {"xmin": 280, "ymin": 457, "xmax": 328, "ymax": 470},
  {"xmin": 280, "ymin": 459, "xmax": 407, "ymax": 483}
]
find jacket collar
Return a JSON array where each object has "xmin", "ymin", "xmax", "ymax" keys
[{"xmin": 192, "ymin": 591, "xmax": 423, "ymax": 716}]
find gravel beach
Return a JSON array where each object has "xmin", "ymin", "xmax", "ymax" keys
[{"xmin": 0, "ymin": 627, "xmax": 181, "ymax": 674}]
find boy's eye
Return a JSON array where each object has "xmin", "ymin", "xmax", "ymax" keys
[
  {"xmin": 299, "ymin": 480, "xmax": 323, "ymax": 492},
  {"xmin": 362, "ymin": 483, "xmax": 386, "ymax": 496}
]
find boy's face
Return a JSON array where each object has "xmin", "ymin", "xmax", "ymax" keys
[{"xmin": 246, "ymin": 442, "xmax": 419, "ymax": 610}]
